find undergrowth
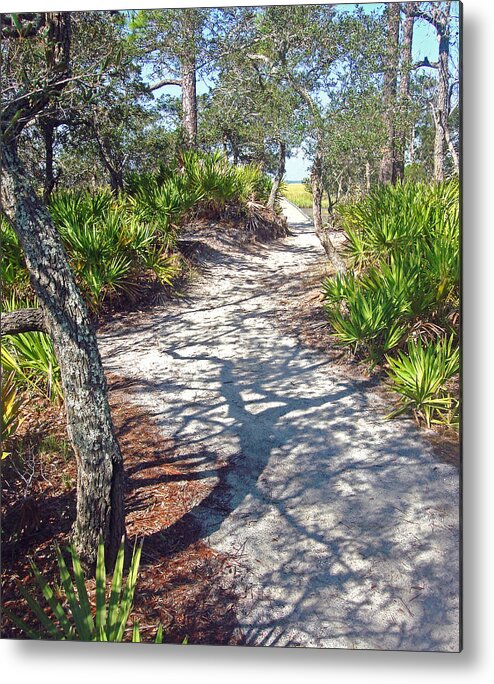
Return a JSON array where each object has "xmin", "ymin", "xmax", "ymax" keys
[{"xmin": 322, "ymin": 180, "xmax": 459, "ymax": 429}]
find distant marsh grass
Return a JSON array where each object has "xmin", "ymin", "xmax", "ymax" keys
[{"xmin": 281, "ymin": 183, "xmax": 329, "ymax": 209}]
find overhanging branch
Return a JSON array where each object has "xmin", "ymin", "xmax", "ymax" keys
[
  {"xmin": 1, "ymin": 308, "xmax": 48, "ymax": 336},
  {"xmin": 148, "ymin": 78, "xmax": 183, "ymax": 92}
]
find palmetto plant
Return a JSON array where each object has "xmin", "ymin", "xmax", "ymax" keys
[
  {"xmin": 323, "ymin": 259, "xmax": 414, "ymax": 361},
  {"xmin": 128, "ymin": 176, "xmax": 196, "ymax": 236},
  {"xmin": 3, "ymin": 538, "xmax": 163, "ymax": 643},
  {"xmin": 1, "ymin": 332, "xmax": 62, "ymax": 401},
  {"xmin": 385, "ymin": 335, "xmax": 459, "ymax": 427},
  {"xmin": 339, "ymin": 179, "xmax": 459, "ymax": 268},
  {"xmin": 324, "ymin": 180, "xmax": 459, "ymax": 373},
  {"xmin": 0, "ymin": 218, "xmax": 30, "ymax": 301},
  {"xmin": 49, "ymin": 189, "xmax": 114, "ymax": 228},
  {"xmin": 325, "ymin": 285, "xmax": 408, "ymax": 362},
  {"xmin": 1, "ymin": 370, "xmax": 26, "ymax": 459},
  {"xmin": 49, "ymin": 188, "xmax": 181, "ymax": 310}
]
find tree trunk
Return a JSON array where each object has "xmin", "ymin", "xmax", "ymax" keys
[
  {"xmin": 311, "ymin": 150, "xmax": 345, "ymax": 274},
  {"xmin": 324, "ymin": 183, "xmax": 334, "ymax": 215},
  {"xmin": 100, "ymin": 135, "xmax": 124, "ymax": 194},
  {"xmin": 108, "ymin": 167, "xmax": 124, "ymax": 194},
  {"xmin": 434, "ymin": 4, "xmax": 451, "ymax": 181},
  {"xmin": 444, "ymin": 113, "xmax": 460, "ymax": 175},
  {"xmin": 379, "ymin": 2, "xmax": 401, "ymax": 184},
  {"xmin": 42, "ymin": 119, "xmax": 56, "ymax": 203},
  {"xmin": 1, "ymin": 140, "xmax": 126, "ymax": 571},
  {"xmin": 267, "ymin": 140, "xmax": 286, "ymax": 210},
  {"xmin": 182, "ymin": 55, "xmax": 197, "ymax": 148},
  {"xmin": 408, "ymin": 122, "xmax": 416, "ymax": 165},
  {"xmin": 397, "ymin": 3, "xmax": 415, "ymax": 180}
]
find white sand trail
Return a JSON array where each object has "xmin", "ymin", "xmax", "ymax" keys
[{"xmin": 99, "ymin": 199, "xmax": 460, "ymax": 651}]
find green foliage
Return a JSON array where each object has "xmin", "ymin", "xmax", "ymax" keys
[
  {"xmin": 126, "ymin": 151, "xmax": 271, "ymax": 221},
  {"xmin": 323, "ymin": 181, "xmax": 459, "ymax": 359},
  {"xmin": 49, "ymin": 189, "xmax": 178, "ymax": 310},
  {"xmin": 2, "ymin": 537, "xmax": 164, "ymax": 642},
  {"xmin": 282, "ymin": 182, "xmax": 330, "ymax": 209},
  {"xmin": 179, "ymin": 150, "xmax": 271, "ymax": 214},
  {"xmin": 339, "ymin": 180, "xmax": 459, "ymax": 275},
  {"xmin": 1, "ymin": 370, "xmax": 26, "ymax": 459},
  {"xmin": 324, "ymin": 276, "xmax": 407, "ymax": 362},
  {"xmin": 322, "ymin": 181, "xmax": 459, "ymax": 427},
  {"xmin": 0, "ymin": 219, "xmax": 31, "ymax": 303},
  {"xmin": 385, "ymin": 336, "xmax": 459, "ymax": 428},
  {"xmin": 1, "ymin": 332, "xmax": 62, "ymax": 401}
]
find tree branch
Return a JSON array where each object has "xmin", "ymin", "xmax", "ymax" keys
[
  {"xmin": 148, "ymin": 78, "xmax": 183, "ymax": 92},
  {"xmin": 410, "ymin": 8, "xmax": 446, "ymax": 35},
  {"xmin": 1, "ymin": 308, "xmax": 48, "ymax": 336},
  {"xmin": 412, "ymin": 58, "xmax": 439, "ymax": 70}
]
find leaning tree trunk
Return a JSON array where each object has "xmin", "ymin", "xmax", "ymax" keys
[
  {"xmin": 1, "ymin": 140, "xmax": 125, "ymax": 571},
  {"xmin": 311, "ymin": 150, "xmax": 345, "ymax": 274},
  {"xmin": 379, "ymin": 2, "xmax": 401, "ymax": 184},
  {"xmin": 267, "ymin": 140, "xmax": 286, "ymax": 210}
]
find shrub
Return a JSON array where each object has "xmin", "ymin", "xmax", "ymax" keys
[
  {"xmin": 49, "ymin": 189, "xmax": 179, "ymax": 310},
  {"xmin": 2, "ymin": 537, "xmax": 163, "ymax": 642},
  {"xmin": 385, "ymin": 335, "xmax": 459, "ymax": 427},
  {"xmin": 1, "ymin": 332, "xmax": 62, "ymax": 401},
  {"xmin": 323, "ymin": 181, "xmax": 459, "ymax": 362},
  {"xmin": 338, "ymin": 179, "xmax": 459, "ymax": 272},
  {"xmin": 0, "ymin": 219, "xmax": 31, "ymax": 303},
  {"xmin": 322, "ymin": 181, "xmax": 459, "ymax": 428}
]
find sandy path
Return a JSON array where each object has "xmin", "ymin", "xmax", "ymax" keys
[{"xmin": 98, "ymin": 199, "xmax": 460, "ymax": 651}]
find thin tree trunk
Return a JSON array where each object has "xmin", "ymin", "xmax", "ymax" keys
[
  {"xmin": 408, "ymin": 122, "xmax": 416, "ymax": 165},
  {"xmin": 311, "ymin": 150, "xmax": 345, "ymax": 273},
  {"xmin": 324, "ymin": 183, "xmax": 334, "ymax": 215},
  {"xmin": 1, "ymin": 141, "xmax": 126, "ymax": 571},
  {"xmin": 311, "ymin": 150, "xmax": 324, "ymax": 236},
  {"xmin": 397, "ymin": 3, "xmax": 415, "ymax": 180},
  {"xmin": 92, "ymin": 125, "xmax": 124, "ymax": 194},
  {"xmin": 267, "ymin": 140, "xmax": 286, "ymax": 210},
  {"xmin": 444, "ymin": 115, "xmax": 460, "ymax": 175},
  {"xmin": 182, "ymin": 55, "xmax": 197, "ymax": 148},
  {"xmin": 434, "ymin": 4, "xmax": 451, "ymax": 181},
  {"xmin": 379, "ymin": 2, "xmax": 400, "ymax": 184}
]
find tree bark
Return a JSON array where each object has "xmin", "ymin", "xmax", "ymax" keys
[
  {"xmin": 1, "ymin": 141, "xmax": 125, "ymax": 571},
  {"xmin": 267, "ymin": 140, "xmax": 286, "ymax": 210},
  {"xmin": 1, "ymin": 308, "xmax": 48, "ymax": 336},
  {"xmin": 444, "ymin": 112, "xmax": 460, "ymax": 175},
  {"xmin": 378, "ymin": 2, "xmax": 401, "ymax": 184},
  {"xmin": 324, "ymin": 182, "xmax": 334, "ymax": 216},
  {"xmin": 42, "ymin": 119, "xmax": 56, "ymax": 203},
  {"xmin": 182, "ymin": 61, "xmax": 197, "ymax": 148},
  {"xmin": 182, "ymin": 55, "xmax": 197, "ymax": 148},
  {"xmin": 434, "ymin": 4, "xmax": 451, "ymax": 181}
]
